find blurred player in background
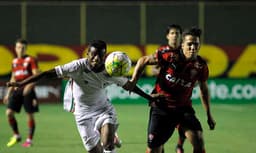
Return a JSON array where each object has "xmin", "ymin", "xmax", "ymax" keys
[
  {"xmin": 130, "ymin": 27, "xmax": 216, "ymax": 153},
  {"xmin": 152, "ymin": 24, "xmax": 186, "ymax": 153},
  {"xmin": 7, "ymin": 40, "xmax": 156, "ymax": 153},
  {"xmin": 151, "ymin": 24, "xmax": 182, "ymax": 76},
  {"xmin": 3, "ymin": 39, "xmax": 40, "ymax": 147}
]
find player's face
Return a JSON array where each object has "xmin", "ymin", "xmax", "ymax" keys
[
  {"xmin": 15, "ymin": 42, "xmax": 26, "ymax": 58},
  {"xmin": 87, "ymin": 46, "xmax": 106, "ymax": 71},
  {"xmin": 166, "ymin": 28, "xmax": 181, "ymax": 48},
  {"xmin": 181, "ymin": 35, "xmax": 200, "ymax": 60}
]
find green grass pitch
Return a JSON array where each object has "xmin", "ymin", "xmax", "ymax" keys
[{"xmin": 0, "ymin": 103, "xmax": 255, "ymax": 153}]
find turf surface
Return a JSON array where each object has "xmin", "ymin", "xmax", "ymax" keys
[{"xmin": 0, "ymin": 103, "xmax": 255, "ymax": 153}]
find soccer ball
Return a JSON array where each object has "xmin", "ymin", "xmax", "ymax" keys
[{"xmin": 105, "ymin": 51, "xmax": 132, "ymax": 76}]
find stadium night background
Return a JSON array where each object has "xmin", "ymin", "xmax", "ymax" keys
[{"xmin": 0, "ymin": 1, "xmax": 255, "ymax": 153}]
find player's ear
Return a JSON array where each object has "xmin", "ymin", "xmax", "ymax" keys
[
  {"xmin": 181, "ymin": 42, "xmax": 185, "ymax": 49},
  {"xmin": 87, "ymin": 46, "xmax": 92, "ymax": 56},
  {"xmin": 197, "ymin": 38, "xmax": 201, "ymax": 49},
  {"xmin": 166, "ymin": 33, "xmax": 169, "ymax": 40}
]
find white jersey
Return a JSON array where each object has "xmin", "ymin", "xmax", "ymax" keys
[{"xmin": 55, "ymin": 58, "xmax": 128, "ymax": 117}]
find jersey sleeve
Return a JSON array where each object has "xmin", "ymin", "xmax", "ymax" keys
[
  {"xmin": 156, "ymin": 49, "xmax": 177, "ymax": 66},
  {"xmin": 26, "ymin": 56, "xmax": 38, "ymax": 70},
  {"xmin": 198, "ymin": 64, "xmax": 209, "ymax": 82},
  {"xmin": 156, "ymin": 49, "xmax": 166, "ymax": 66},
  {"xmin": 55, "ymin": 59, "xmax": 85, "ymax": 78},
  {"xmin": 30, "ymin": 57, "xmax": 38, "ymax": 70},
  {"xmin": 11, "ymin": 59, "xmax": 17, "ymax": 69}
]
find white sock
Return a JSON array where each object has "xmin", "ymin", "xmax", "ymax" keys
[
  {"xmin": 103, "ymin": 149, "xmax": 116, "ymax": 153},
  {"xmin": 14, "ymin": 134, "xmax": 21, "ymax": 138},
  {"xmin": 26, "ymin": 138, "xmax": 32, "ymax": 142}
]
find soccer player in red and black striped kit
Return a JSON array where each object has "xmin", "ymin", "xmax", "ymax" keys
[
  {"xmin": 3, "ymin": 39, "xmax": 40, "ymax": 147},
  {"xmin": 130, "ymin": 27, "xmax": 216, "ymax": 153},
  {"xmin": 151, "ymin": 24, "xmax": 187, "ymax": 153}
]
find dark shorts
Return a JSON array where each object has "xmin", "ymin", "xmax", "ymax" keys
[
  {"xmin": 7, "ymin": 88, "xmax": 39, "ymax": 113},
  {"xmin": 147, "ymin": 106, "xmax": 202, "ymax": 148}
]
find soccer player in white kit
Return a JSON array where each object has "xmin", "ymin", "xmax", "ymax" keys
[{"xmin": 7, "ymin": 40, "xmax": 154, "ymax": 153}]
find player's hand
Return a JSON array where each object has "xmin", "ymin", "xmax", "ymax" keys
[
  {"xmin": 6, "ymin": 82, "xmax": 21, "ymax": 87},
  {"xmin": 126, "ymin": 79, "xmax": 137, "ymax": 94},
  {"xmin": 207, "ymin": 115, "xmax": 216, "ymax": 130}
]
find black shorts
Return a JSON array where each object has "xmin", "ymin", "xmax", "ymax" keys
[
  {"xmin": 147, "ymin": 106, "xmax": 202, "ymax": 148},
  {"xmin": 7, "ymin": 88, "xmax": 39, "ymax": 113}
]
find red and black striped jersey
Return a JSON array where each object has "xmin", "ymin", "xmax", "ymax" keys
[
  {"xmin": 153, "ymin": 47, "xmax": 209, "ymax": 107},
  {"xmin": 12, "ymin": 55, "xmax": 38, "ymax": 82}
]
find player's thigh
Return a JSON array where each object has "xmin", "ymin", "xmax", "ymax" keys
[
  {"xmin": 96, "ymin": 108, "xmax": 118, "ymax": 146},
  {"xmin": 95, "ymin": 106, "xmax": 118, "ymax": 130},
  {"xmin": 23, "ymin": 89, "xmax": 39, "ymax": 113},
  {"xmin": 180, "ymin": 112, "xmax": 203, "ymax": 146},
  {"xmin": 180, "ymin": 111, "xmax": 202, "ymax": 131},
  {"xmin": 8, "ymin": 89, "xmax": 23, "ymax": 113},
  {"xmin": 148, "ymin": 107, "xmax": 178, "ymax": 148},
  {"xmin": 75, "ymin": 116, "xmax": 101, "ymax": 151}
]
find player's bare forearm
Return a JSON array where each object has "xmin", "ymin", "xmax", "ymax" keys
[
  {"xmin": 131, "ymin": 55, "xmax": 157, "ymax": 83},
  {"xmin": 199, "ymin": 81, "xmax": 211, "ymax": 113},
  {"xmin": 5, "ymin": 73, "xmax": 16, "ymax": 95},
  {"xmin": 132, "ymin": 85, "xmax": 153, "ymax": 101},
  {"xmin": 32, "ymin": 68, "xmax": 41, "ymax": 75},
  {"xmin": 131, "ymin": 57, "xmax": 147, "ymax": 83},
  {"xmin": 122, "ymin": 81, "xmax": 152, "ymax": 101},
  {"xmin": 7, "ymin": 69, "xmax": 57, "ymax": 87},
  {"xmin": 199, "ymin": 81, "xmax": 216, "ymax": 129},
  {"xmin": 25, "ymin": 69, "xmax": 41, "ymax": 86},
  {"xmin": 4, "ymin": 86, "xmax": 14, "ymax": 100}
]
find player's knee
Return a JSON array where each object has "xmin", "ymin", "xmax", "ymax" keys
[{"xmin": 6, "ymin": 109, "xmax": 14, "ymax": 117}]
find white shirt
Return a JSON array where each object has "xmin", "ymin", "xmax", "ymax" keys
[{"xmin": 55, "ymin": 58, "xmax": 128, "ymax": 117}]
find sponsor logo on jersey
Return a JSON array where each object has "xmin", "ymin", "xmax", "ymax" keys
[
  {"xmin": 23, "ymin": 62, "xmax": 29, "ymax": 67},
  {"xmin": 165, "ymin": 74, "xmax": 192, "ymax": 88},
  {"xmin": 14, "ymin": 70, "xmax": 29, "ymax": 76}
]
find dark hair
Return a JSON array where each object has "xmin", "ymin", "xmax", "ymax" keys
[
  {"xmin": 182, "ymin": 27, "xmax": 202, "ymax": 39},
  {"xmin": 166, "ymin": 24, "xmax": 182, "ymax": 35},
  {"xmin": 88, "ymin": 40, "xmax": 107, "ymax": 52},
  {"xmin": 15, "ymin": 38, "xmax": 28, "ymax": 45}
]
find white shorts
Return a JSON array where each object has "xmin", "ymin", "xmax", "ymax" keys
[{"xmin": 75, "ymin": 106, "xmax": 118, "ymax": 151}]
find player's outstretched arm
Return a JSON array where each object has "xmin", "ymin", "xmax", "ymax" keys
[{"xmin": 7, "ymin": 69, "xmax": 58, "ymax": 87}]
